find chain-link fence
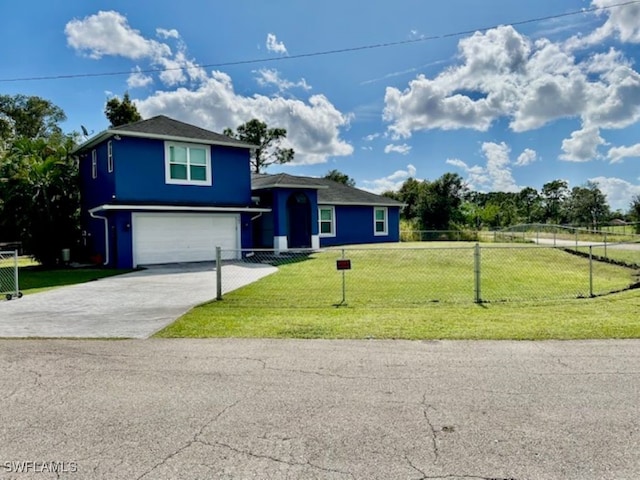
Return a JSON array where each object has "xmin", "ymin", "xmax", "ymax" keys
[
  {"xmin": 0, "ymin": 250, "xmax": 21, "ymax": 300},
  {"xmin": 215, "ymin": 244, "xmax": 639, "ymax": 307}
]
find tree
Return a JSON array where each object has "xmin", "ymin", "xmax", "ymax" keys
[
  {"xmin": 104, "ymin": 92, "xmax": 142, "ymax": 128},
  {"xmin": 418, "ymin": 173, "xmax": 467, "ymax": 230},
  {"xmin": 0, "ymin": 94, "xmax": 66, "ymax": 142},
  {"xmin": 324, "ymin": 169, "xmax": 355, "ymax": 187},
  {"xmin": 0, "ymin": 134, "xmax": 79, "ymax": 265},
  {"xmin": 517, "ymin": 187, "xmax": 541, "ymax": 224},
  {"xmin": 541, "ymin": 180, "xmax": 569, "ymax": 224},
  {"xmin": 629, "ymin": 194, "xmax": 640, "ymax": 233},
  {"xmin": 566, "ymin": 182, "xmax": 610, "ymax": 229},
  {"xmin": 224, "ymin": 119, "xmax": 294, "ymax": 173}
]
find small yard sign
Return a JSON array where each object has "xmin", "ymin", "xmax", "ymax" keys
[{"xmin": 336, "ymin": 259, "xmax": 351, "ymax": 270}]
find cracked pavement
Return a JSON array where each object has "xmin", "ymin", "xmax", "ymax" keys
[{"xmin": 0, "ymin": 339, "xmax": 639, "ymax": 479}]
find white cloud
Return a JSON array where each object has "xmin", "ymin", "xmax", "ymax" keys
[
  {"xmin": 255, "ymin": 68, "xmax": 311, "ymax": 92},
  {"xmin": 65, "ymin": 11, "xmax": 206, "ymax": 87},
  {"xmin": 156, "ymin": 28, "xmax": 179, "ymax": 39},
  {"xmin": 559, "ymin": 126, "xmax": 606, "ymax": 162},
  {"xmin": 363, "ymin": 133, "xmax": 380, "ymax": 141},
  {"xmin": 607, "ymin": 143, "xmax": 640, "ymax": 163},
  {"xmin": 515, "ymin": 148, "xmax": 538, "ymax": 166},
  {"xmin": 384, "ymin": 143, "xmax": 412, "ymax": 155},
  {"xmin": 65, "ymin": 11, "xmax": 170, "ymax": 60},
  {"xmin": 383, "ymin": 17, "xmax": 640, "ymax": 154},
  {"xmin": 127, "ymin": 66, "xmax": 153, "ymax": 89},
  {"xmin": 360, "ymin": 164, "xmax": 417, "ymax": 194},
  {"xmin": 266, "ymin": 33, "xmax": 287, "ymax": 54},
  {"xmin": 566, "ymin": 0, "xmax": 640, "ymax": 49},
  {"xmin": 589, "ymin": 176, "xmax": 640, "ymax": 211},
  {"xmin": 446, "ymin": 142, "xmax": 519, "ymax": 192},
  {"xmin": 136, "ymin": 71, "xmax": 353, "ymax": 165}
]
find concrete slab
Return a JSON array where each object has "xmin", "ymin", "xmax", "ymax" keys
[{"xmin": 0, "ymin": 263, "xmax": 276, "ymax": 338}]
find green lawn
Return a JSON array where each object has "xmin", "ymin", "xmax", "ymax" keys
[
  {"xmin": 156, "ymin": 244, "xmax": 640, "ymax": 339},
  {"xmin": 13, "ymin": 266, "xmax": 129, "ymax": 295}
]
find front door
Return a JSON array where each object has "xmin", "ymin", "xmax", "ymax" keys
[{"xmin": 287, "ymin": 192, "xmax": 311, "ymax": 248}]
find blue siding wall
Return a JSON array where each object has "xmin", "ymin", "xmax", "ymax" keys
[
  {"xmin": 319, "ymin": 206, "xmax": 400, "ymax": 247},
  {"xmin": 113, "ymin": 137, "xmax": 252, "ymax": 205},
  {"xmin": 271, "ymin": 189, "xmax": 319, "ymax": 237},
  {"xmin": 79, "ymin": 140, "xmax": 116, "ymax": 210}
]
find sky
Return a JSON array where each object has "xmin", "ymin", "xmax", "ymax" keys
[{"xmin": 2, "ymin": 0, "xmax": 640, "ymax": 212}]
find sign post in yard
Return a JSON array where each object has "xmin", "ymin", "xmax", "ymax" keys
[{"xmin": 336, "ymin": 249, "xmax": 351, "ymax": 305}]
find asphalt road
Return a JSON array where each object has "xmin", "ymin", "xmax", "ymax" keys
[{"xmin": 1, "ymin": 339, "xmax": 639, "ymax": 480}]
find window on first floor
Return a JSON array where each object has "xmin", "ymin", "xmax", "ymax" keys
[
  {"xmin": 319, "ymin": 206, "xmax": 335, "ymax": 237},
  {"xmin": 165, "ymin": 141, "xmax": 211, "ymax": 186},
  {"xmin": 374, "ymin": 207, "xmax": 388, "ymax": 235}
]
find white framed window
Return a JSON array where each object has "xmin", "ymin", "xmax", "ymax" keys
[
  {"xmin": 374, "ymin": 207, "xmax": 388, "ymax": 236},
  {"xmin": 91, "ymin": 149, "xmax": 97, "ymax": 179},
  {"xmin": 107, "ymin": 140, "xmax": 113, "ymax": 173},
  {"xmin": 164, "ymin": 141, "xmax": 212, "ymax": 186},
  {"xmin": 318, "ymin": 206, "xmax": 335, "ymax": 237}
]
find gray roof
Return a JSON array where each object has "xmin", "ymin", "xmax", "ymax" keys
[
  {"xmin": 72, "ymin": 115, "xmax": 255, "ymax": 154},
  {"xmin": 252, "ymin": 173, "xmax": 404, "ymax": 207}
]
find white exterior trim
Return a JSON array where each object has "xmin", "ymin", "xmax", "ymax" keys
[
  {"xmin": 89, "ymin": 204, "xmax": 269, "ymax": 213},
  {"xmin": 318, "ymin": 205, "xmax": 336, "ymax": 238},
  {"xmin": 374, "ymin": 207, "xmax": 389, "ymax": 236},
  {"xmin": 274, "ymin": 236, "xmax": 288, "ymax": 253},
  {"xmin": 164, "ymin": 141, "xmax": 212, "ymax": 186},
  {"xmin": 318, "ymin": 201, "xmax": 402, "ymax": 207}
]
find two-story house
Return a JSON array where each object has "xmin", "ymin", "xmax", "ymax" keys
[{"xmin": 74, "ymin": 115, "xmax": 402, "ymax": 268}]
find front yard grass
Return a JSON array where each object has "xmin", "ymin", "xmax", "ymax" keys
[
  {"xmin": 17, "ymin": 267, "xmax": 130, "ymax": 295},
  {"xmin": 156, "ymin": 244, "xmax": 640, "ymax": 340}
]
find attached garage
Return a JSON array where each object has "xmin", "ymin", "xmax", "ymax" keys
[{"xmin": 132, "ymin": 212, "xmax": 239, "ymax": 267}]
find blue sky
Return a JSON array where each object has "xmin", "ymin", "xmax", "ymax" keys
[{"xmin": 2, "ymin": 0, "xmax": 640, "ymax": 212}]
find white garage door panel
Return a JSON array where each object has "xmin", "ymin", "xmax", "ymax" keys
[{"xmin": 133, "ymin": 213, "xmax": 238, "ymax": 266}]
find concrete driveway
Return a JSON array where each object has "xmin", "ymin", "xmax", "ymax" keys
[
  {"xmin": 0, "ymin": 263, "xmax": 276, "ymax": 338},
  {"xmin": 0, "ymin": 339, "xmax": 639, "ymax": 480}
]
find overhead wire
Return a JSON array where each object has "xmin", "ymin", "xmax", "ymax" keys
[{"xmin": 1, "ymin": 0, "xmax": 638, "ymax": 83}]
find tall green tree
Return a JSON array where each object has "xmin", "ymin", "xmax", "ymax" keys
[
  {"xmin": 224, "ymin": 119, "xmax": 294, "ymax": 173},
  {"xmin": 629, "ymin": 194, "xmax": 640, "ymax": 233},
  {"xmin": 104, "ymin": 92, "xmax": 142, "ymax": 127},
  {"xmin": 541, "ymin": 180, "xmax": 569, "ymax": 224},
  {"xmin": 418, "ymin": 173, "xmax": 467, "ymax": 230},
  {"xmin": 517, "ymin": 187, "xmax": 542, "ymax": 224},
  {"xmin": 0, "ymin": 134, "xmax": 79, "ymax": 265},
  {"xmin": 0, "ymin": 94, "xmax": 66, "ymax": 142},
  {"xmin": 324, "ymin": 169, "xmax": 355, "ymax": 187},
  {"xmin": 566, "ymin": 182, "xmax": 610, "ymax": 229}
]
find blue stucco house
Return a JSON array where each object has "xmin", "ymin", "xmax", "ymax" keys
[{"xmin": 74, "ymin": 115, "xmax": 402, "ymax": 268}]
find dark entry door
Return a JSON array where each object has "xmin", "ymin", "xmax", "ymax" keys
[{"xmin": 287, "ymin": 192, "xmax": 311, "ymax": 248}]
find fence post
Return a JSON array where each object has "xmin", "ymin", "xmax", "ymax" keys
[
  {"xmin": 604, "ymin": 232, "xmax": 608, "ymax": 259},
  {"xmin": 589, "ymin": 246, "xmax": 593, "ymax": 298},
  {"xmin": 474, "ymin": 243, "xmax": 481, "ymax": 303},
  {"xmin": 341, "ymin": 248, "xmax": 346, "ymax": 304},
  {"xmin": 575, "ymin": 228, "xmax": 578, "ymax": 250},
  {"xmin": 13, "ymin": 250, "xmax": 19, "ymax": 297},
  {"xmin": 216, "ymin": 246, "xmax": 222, "ymax": 301}
]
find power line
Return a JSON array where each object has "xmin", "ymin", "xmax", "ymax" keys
[{"xmin": 1, "ymin": 0, "xmax": 638, "ymax": 83}]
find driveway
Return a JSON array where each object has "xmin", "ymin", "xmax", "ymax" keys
[
  {"xmin": 0, "ymin": 339, "xmax": 639, "ymax": 480},
  {"xmin": 0, "ymin": 263, "xmax": 276, "ymax": 338}
]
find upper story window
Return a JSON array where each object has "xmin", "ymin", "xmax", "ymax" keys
[
  {"xmin": 319, "ymin": 206, "xmax": 335, "ymax": 237},
  {"xmin": 374, "ymin": 207, "xmax": 388, "ymax": 236},
  {"xmin": 107, "ymin": 141, "xmax": 113, "ymax": 173},
  {"xmin": 91, "ymin": 149, "xmax": 97, "ymax": 179},
  {"xmin": 164, "ymin": 141, "xmax": 212, "ymax": 186}
]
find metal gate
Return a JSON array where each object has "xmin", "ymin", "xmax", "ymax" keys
[{"xmin": 0, "ymin": 250, "xmax": 22, "ymax": 300}]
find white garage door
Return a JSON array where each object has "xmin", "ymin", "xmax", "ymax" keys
[{"xmin": 132, "ymin": 213, "xmax": 239, "ymax": 266}]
